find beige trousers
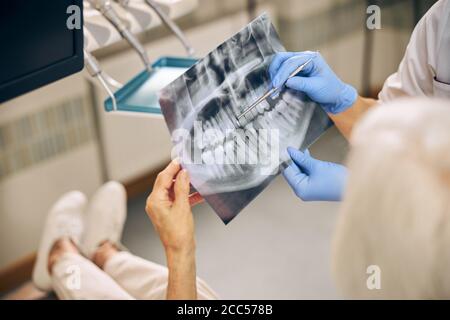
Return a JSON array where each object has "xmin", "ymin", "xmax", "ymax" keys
[{"xmin": 51, "ymin": 252, "xmax": 218, "ymax": 300}]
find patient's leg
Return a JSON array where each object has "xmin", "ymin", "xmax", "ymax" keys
[
  {"xmin": 49, "ymin": 238, "xmax": 133, "ymax": 300},
  {"xmin": 93, "ymin": 241, "xmax": 219, "ymax": 300}
]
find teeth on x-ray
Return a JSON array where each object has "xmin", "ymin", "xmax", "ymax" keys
[
  {"xmin": 186, "ymin": 91, "xmax": 315, "ymax": 196},
  {"xmin": 160, "ymin": 14, "xmax": 331, "ymax": 223}
]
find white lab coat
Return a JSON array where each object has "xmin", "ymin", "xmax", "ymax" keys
[{"xmin": 379, "ymin": 0, "xmax": 450, "ymax": 101}]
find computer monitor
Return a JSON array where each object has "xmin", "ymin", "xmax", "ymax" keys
[{"xmin": 0, "ymin": 0, "xmax": 84, "ymax": 103}]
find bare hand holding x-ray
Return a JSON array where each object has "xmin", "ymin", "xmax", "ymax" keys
[{"xmin": 160, "ymin": 14, "xmax": 331, "ymax": 224}]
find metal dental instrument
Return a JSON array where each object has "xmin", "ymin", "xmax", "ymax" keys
[
  {"xmin": 113, "ymin": 0, "xmax": 194, "ymax": 56},
  {"xmin": 84, "ymin": 50, "xmax": 119, "ymax": 111},
  {"xmin": 237, "ymin": 57, "xmax": 314, "ymax": 125},
  {"xmin": 144, "ymin": 0, "xmax": 195, "ymax": 57},
  {"xmin": 88, "ymin": 0, "xmax": 152, "ymax": 73}
]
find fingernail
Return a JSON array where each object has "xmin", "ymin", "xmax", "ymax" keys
[
  {"xmin": 182, "ymin": 169, "xmax": 189, "ymax": 181},
  {"xmin": 172, "ymin": 157, "xmax": 180, "ymax": 165}
]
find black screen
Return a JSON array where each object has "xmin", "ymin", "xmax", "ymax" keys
[{"xmin": 0, "ymin": 0, "xmax": 84, "ymax": 103}]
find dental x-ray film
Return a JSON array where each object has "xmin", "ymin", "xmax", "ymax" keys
[{"xmin": 159, "ymin": 13, "xmax": 332, "ymax": 224}]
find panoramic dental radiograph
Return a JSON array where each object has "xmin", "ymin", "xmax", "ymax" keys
[{"xmin": 160, "ymin": 14, "xmax": 331, "ymax": 224}]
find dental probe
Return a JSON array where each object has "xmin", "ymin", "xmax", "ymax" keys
[{"xmin": 236, "ymin": 57, "xmax": 314, "ymax": 126}]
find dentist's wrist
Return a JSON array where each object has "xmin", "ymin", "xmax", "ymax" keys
[{"xmin": 331, "ymin": 84, "xmax": 358, "ymax": 114}]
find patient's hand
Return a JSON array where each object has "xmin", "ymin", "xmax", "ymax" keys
[
  {"xmin": 145, "ymin": 159, "xmax": 198, "ymax": 300},
  {"xmin": 145, "ymin": 159, "xmax": 195, "ymax": 253}
]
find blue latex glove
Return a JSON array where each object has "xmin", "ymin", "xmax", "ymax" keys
[
  {"xmin": 283, "ymin": 147, "xmax": 347, "ymax": 201},
  {"xmin": 269, "ymin": 51, "xmax": 357, "ymax": 114}
]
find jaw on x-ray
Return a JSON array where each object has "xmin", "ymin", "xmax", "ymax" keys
[{"xmin": 160, "ymin": 14, "xmax": 331, "ymax": 224}]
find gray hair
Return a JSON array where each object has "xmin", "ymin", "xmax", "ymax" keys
[{"xmin": 332, "ymin": 98, "xmax": 450, "ymax": 299}]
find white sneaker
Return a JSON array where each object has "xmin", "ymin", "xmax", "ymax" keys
[
  {"xmin": 32, "ymin": 191, "xmax": 86, "ymax": 291},
  {"xmin": 82, "ymin": 181, "xmax": 127, "ymax": 259}
]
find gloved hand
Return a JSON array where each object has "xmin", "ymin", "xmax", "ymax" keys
[
  {"xmin": 283, "ymin": 147, "xmax": 347, "ymax": 201},
  {"xmin": 269, "ymin": 51, "xmax": 357, "ymax": 114}
]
